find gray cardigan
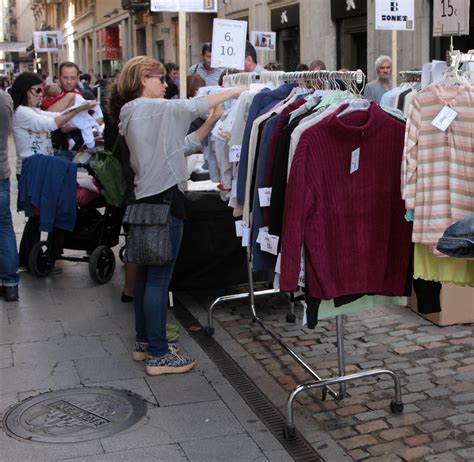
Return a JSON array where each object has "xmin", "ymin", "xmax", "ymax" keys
[{"xmin": 0, "ymin": 91, "xmax": 13, "ymax": 180}]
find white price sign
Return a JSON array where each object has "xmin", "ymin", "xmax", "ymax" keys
[
  {"xmin": 211, "ymin": 18, "xmax": 247, "ymax": 70},
  {"xmin": 433, "ymin": 0, "xmax": 470, "ymax": 36},
  {"xmin": 375, "ymin": 0, "xmax": 415, "ymax": 31},
  {"xmin": 150, "ymin": 0, "xmax": 217, "ymax": 13}
]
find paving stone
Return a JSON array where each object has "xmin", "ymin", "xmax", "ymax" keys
[
  {"xmin": 399, "ymin": 446, "xmax": 433, "ymax": 461},
  {"xmin": 335, "ymin": 405, "xmax": 368, "ymax": 417},
  {"xmin": 379, "ymin": 426, "xmax": 415, "ymax": 441},
  {"xmin": 366, "ymin": 441, "xmax": 406, "ymax": 457},
  {"xmin": 147, "ymin": 373, "xmax": 218, "ymax": 407},
  {"xmin": 405, "ymin": 381, "xmax": 435, "ymax": 392},
  {"xmin": 431, "ymin": 440, "xmax": 464, "ymax": 452},
  {"xmin": 425, "ymin": 453, "xmax": 463, "ymax": 462},
  {"xmin": 450, "ymin": 392, "xmax": 474, "ymax": 403},
  {"xmin": 365, "ymin": 455, "xmax": 402, "ymax": 462},
  {"xmin": 387, "ymin": 413, "xmax": 424, "ymax": 427},
  {"xmin": 457, "ymin": 447, "xmax": 474, "ymax": 459},
  {"xmin": 447, "ymin": 413, "xmax": 474, "ymax": 426},
  {"xmin": 355, "ymin": 410, "xmax": 389, "ymax": 421},
  {"xmin": 62, "ymin": 444, "xmax": 186, "ymax": 461},
  {"xmin": 180, "ymin": 434, "xmax": 268, "ymax": 462},
  {"xmin": 405, "ymin": 434, "xmax": 432, "ymax": 447},
  {"xmin": 355, "ymin": 419, "xmax": 388, "ymax": 434},
  {"xmin": 338, "ymin": 434, "xmax": 378, "ymax": 451},
  {"xmin": 348, "ymin": 449, "xmax": 371, "ymax": 460}
]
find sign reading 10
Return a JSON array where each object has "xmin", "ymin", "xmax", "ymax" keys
[{"xmin": 220, "ymin": 32, "xmax": 236, "ymax": 57}]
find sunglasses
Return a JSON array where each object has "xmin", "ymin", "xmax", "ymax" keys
[
  {"xmin": 145, "ymin": 74, "xmax": 166, "ymax": 84},
  {"xmin": 29, "ymin": 87, "xmax": 43, "ymax": 95}
]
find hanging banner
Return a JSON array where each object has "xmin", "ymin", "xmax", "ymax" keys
[
  {"xmin": 433, "ymin": 0, "xmax": 470, "ymax": 36},
  {"xmin": 33, "ymin": 31, "xmax": 64, "ymax": 52},
  {"xmin": 150, "ymin": 0, "xmax": 217, "ymax": 13},
  {"xmin": 375, "ymin": 0, "xmax": 415, "ymax": 31},
  {"xmin": 249, "ymin": 31, "xmax": 276, "ymax": 51},
  {"xmin": 0, "ymin": 42, "xmax": 29, "ymax": 52},
  {"xmin": 211, "ymin": 18, "xmax": 247, "ymax": 70},
  {"xmin": 96, "ymin": 27, "xmax": 122, "ymax": 61}
]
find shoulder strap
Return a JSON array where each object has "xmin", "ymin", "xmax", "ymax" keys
[{"xmin": 194, "ymin": 63, "xmax": 199, "ymax": 73}]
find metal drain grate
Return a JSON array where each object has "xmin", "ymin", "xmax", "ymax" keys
[{"xmin": 173, "ymin": 300, "xmax": 322, "ymax": 462}]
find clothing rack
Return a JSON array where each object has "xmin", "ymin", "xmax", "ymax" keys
[
  {"xmin": 205, "ymin": 70, "xmax": 404, "ymax": 437},
  {"xmin": 223, "ymin": 69, "xmax": 366, "ymax": 94}
]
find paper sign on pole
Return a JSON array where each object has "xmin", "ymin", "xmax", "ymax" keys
[
  {"xmin": 33, "ymin": 31, "xmax": 64, "ymax": 52},
  {"xmin": 211, "ymin": 18, "xmax": 247, "ymax": 70},
  {"xmin": 249, "ymin": 31, "xmax": 276, "ymax": 51},
  {"xmin": 433, "ymin": 0, "xmax": 470, "ymax": 36},
  {"xmin": 375, "ymin": 0, "xmax": 415, "ymax": 31},
  {"xmin": 150, "ymin": 0, "xmax": 217, "ymax": 13}
]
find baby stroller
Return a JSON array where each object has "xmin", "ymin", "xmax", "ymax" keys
[{"xmin": 27, "ymin": 151, "xmax": 124, "ymax": 284}]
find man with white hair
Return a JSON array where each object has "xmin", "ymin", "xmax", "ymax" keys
[{"xmin": 363, "ymin": 55, "xmax": 392, "ymax": 103}]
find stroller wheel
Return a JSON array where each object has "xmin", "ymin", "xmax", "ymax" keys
[
  {"xmin": 119, "ymin": 245, "xmax": 126, "ymax": 264},
  {"xmin": 29, "ymin": 241, "xmax": 54, "ymax": 277},
  {"xmin": 89, "ymin": 246, "xmax": 116, "ymax": 284}
]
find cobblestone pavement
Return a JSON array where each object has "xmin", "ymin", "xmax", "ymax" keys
[{"xmin": 195, "ymin": 290, "xmax": 474, "ymax": 462}]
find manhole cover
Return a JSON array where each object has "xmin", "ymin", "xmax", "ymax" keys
[{"xmin": 3, "ymin": 387, "xmax": 147, "ymax": 443}]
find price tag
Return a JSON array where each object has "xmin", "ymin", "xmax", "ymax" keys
[
  {"xmin": 241, "ymin": 223, "xmax": 251, "ymax": 247},
  {"xmin": 350, "ymin": 148, "xmax": 360, "ymax": 174},
  {"xmin": 275, "ymin": 252, "xmax": 281, "ymax": 274},
  {"xmin": 234, "ymin": 220, "xmax": 244, "ymax": 237},
  {"xmin": 258, "ymin": 187, "xmax": 272, "ymax": 207},
  {"xmin": 231, "ymin": 180, "xmax": 237, "ymax": 198},
  {"xmin": 211, "ymin": 18, "xmax": 247, "ymax": 70},
  {"xmin": 431, "ymin": 106, "xmax": 458, "ymax": 131},
  {"xmin": 298, "ymin": 249, "xmax": 305, "ymax": 287},
  {"xmin": 229, "ymin": 145, "xmax": 241, "ymax": 162},
  {"xmin": 433, "ymin": 0, "xmax": 470, "ymax": 36},
  {"xmin": 256, "ymin": 227, "xmax": 268, "ymax": 245},
  {"xmin": 261, "ymin": 234, "xmax": 279, "ymax": 256}
]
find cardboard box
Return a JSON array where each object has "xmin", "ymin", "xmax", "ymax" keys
[{"xmin": 408, "ymin": 283, "xmax": 474, "ymax": 326}]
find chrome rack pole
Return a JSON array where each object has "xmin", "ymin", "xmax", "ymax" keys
[{"xmin": 336, "ymin": 315, "xmax": 347, "ymax": 398}]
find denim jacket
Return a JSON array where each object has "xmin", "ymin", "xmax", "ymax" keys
[{"xmin": 437, "ymin": 213, "xmax": 474, "ymax": 258}]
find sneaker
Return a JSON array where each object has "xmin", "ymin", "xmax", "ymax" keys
[
  {"xmin": 166, "ymin": 330, "xmax": 179, "ymax": 343},
  {"xmin": 2, "ymin": 286, "xmax": 19, "ymax": 302},
  {"xmin": 166, "ymin": 322, "xmax": 179, "ymax": 332},
  {"xmin": 145, "ymin": 351, "xmax": 195, "ymax": 376},
  {"xmin": 132, "ymin": 341, "xmax": 180, "ymax": 361}
]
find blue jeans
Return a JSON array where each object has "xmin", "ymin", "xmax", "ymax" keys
[
  {"xmin": 134, "ymin": 216, "xmax": 183, "ymax": 357},
  {"xmin": 437, "ymin": 213, "xmax": 474, "ymax": 258},
  {"xmin": 0, "ymin": 179, "xmax": 19, "ymax": 286}
]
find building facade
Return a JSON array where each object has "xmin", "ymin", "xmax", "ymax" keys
[{"xmin": 6, "ymin": 1, "xmax": 474, "ymax": 80}]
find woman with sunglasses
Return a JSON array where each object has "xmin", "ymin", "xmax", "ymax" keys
[
  {"xmin": 107, "ymin": 56, "xmax": 245, "ymax": 376},
  {"xmin": 9, "ymin": 72, "xmax": 96, "ymax": 268}
]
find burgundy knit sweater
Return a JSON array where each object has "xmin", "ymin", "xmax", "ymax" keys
[{"xmin": 280, "ymin": 102, "xmax": 412, "ymax": 300}]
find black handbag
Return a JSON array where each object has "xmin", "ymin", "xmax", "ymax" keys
[{"xmin": 122, "ymin": 200, "xmax": 172, "ymax": 266}]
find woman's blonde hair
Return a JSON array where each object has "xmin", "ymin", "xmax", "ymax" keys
[{"xmin": 106, "ymin": 56, "xmax": 165, "ymax": 123}]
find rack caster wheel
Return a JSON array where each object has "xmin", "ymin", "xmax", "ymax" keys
[
  {"xmin": 283, "ymin": 425, "xmax": 296, "ymax": 438},
  {"xmin": 286, "ymin": 313, "xmax": 296, "ymax": 323},
  {"xmin": 203, "ymin": 326, "xmax": 214, "ymax": 336},
  {"xmin": 390, "ymin": 401, "xmax": 404, "ymax": 414}
]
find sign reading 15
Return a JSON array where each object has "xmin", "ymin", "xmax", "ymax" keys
[
  {"xmin": 441, "ymin": 0, "xmax": 456, "ymax": 17},
  {"xmin": 221, "ymin": 32, "xmax": 236, "ymax": 56}
]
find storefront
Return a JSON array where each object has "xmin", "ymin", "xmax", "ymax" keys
[
  {"xmin": 331, "ymin": 0, "xmax": 367, "ymax": 73},
  {"xmin": 96, "ymin": 26, "xmax": 122, "ymax": 77},
  {"xmin": 270, "ymin": 4, "xmax": 300, "ymax": 72}
]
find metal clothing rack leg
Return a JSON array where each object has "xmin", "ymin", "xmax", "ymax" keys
[{"xmin": 205, "ymin": 248, "xmax": 404, "ymax": 436}]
